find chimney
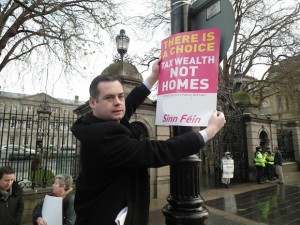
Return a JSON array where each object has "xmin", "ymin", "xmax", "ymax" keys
[{"xmin": 75, "ymin": 95, "xmax": 79, "ymax": 101}]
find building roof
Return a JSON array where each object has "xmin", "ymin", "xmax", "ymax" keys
[{"xmin": 0, "ymin": 91, "xmax": 85, "ymax": 106}]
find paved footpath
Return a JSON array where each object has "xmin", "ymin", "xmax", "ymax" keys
[
  {"xmin": 149, "ymin": 171, "xmax": 300, "ymax": 225},
  {"xmin": 22, "ymin": 172, "xmax": 300, "ymax": 225}
]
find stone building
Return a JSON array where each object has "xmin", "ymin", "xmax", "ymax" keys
[{"xmin": 0, "ymin": 91, "xmax": 85, "ymax": 152}]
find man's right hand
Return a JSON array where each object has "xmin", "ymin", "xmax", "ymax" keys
[{"xmin": 204, "ymin": 110, "xmax": 226, "ymax": 140}]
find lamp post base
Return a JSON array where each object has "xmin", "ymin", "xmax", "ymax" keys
[{"xmin": 163, "ymin": 200, "xmax": 209, "ymax": 225}]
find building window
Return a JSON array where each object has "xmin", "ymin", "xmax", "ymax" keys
[
  {"xmin": 9, "ymin": 136, "xmax": 14, "ymax": 144},
  {"xmin": 0, "ymin": 104, "xmax": 4, "ymax": 110},
  {"xmin": 51, "ymin": 108, "xmax": 57, "ymax": 114},
  {"xmin": 25, "ymin": 106, "xmax": 32, "ymax": 112},
  {"xmin": 64, "ymin": 110, "xmax": 68, "ymax": 115},
  {"xmin": 10, "ymin": 116, "xmax": 17, "ymax": 128},
  {"xmin": 24, "ymin": 136, "xmax": 29, "ymax": 145},
  {"xmin": 26, "ymin": 117, "xmax": 32, "ymax": 129},
  {"xmin": 11, "ymin": 105, "xmax": 18, "ymax": 111}
]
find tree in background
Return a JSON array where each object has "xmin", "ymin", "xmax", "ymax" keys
[
  {"xmin": 0, "ymin": 0, "xmax": 124, "ymax": 89},
  {"xmin": 133, "ymin": 0, "xmax": 300, "ymax": 106}
]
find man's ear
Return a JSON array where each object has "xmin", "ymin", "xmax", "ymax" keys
[{"xmin": 89, "ymin": 97, "xmax": 96, "ymax": 109}]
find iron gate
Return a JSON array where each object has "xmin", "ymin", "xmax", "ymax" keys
[
  {"xmin": 0, "ymin": 101, "xmax": 80, "ymax": 189},
  {"xmin": 212, "ymin": 90, "xmax": 249, "ymax": 186}
]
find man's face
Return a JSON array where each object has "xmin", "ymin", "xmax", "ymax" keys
[
  {"xmin": 0, "ymin": 173, "xmax": 15, "ymax": 191},
  {"xmin": 89, "ymin": 80, "xmax": 125, "ymax": 122}
]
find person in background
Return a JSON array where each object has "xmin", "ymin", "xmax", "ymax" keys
[
  {"xmin": 274, "ymin": 147, "xmax": 284, "ymax": 184},
  {"xmin": 264, "ymin": 146, "xmax": 275, "ymax": 181},
  {"xmin": 71, "ymin": 59, "xmax": 226, "ymax": 225},
  {"xmin": 0, "ymin": 166, "xmax": 24, "ymax": 225},
  {"xmin": 220, "ymin": 151, "xmax": 234, "ymax": 188},
  {"xmin": 32, "ymin": 174, "xmax": 76, "ymax": 225},
  {"xmin": 254, "ymin": 146, "xmax": 265, "ymax": 184}
]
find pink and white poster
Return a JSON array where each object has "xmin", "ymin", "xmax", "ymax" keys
[{"xmin": 155, "ymin": 28, "xmax": 220, "ymax": 126}]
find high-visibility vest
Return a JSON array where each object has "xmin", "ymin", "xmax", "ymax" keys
[
  {"xmin": 264, "ymin": 152, "xmax": 274, "ymax": 165},
  {"xmin": 254, "ymin": 151, "xmax": 265, "ymax": 167}
]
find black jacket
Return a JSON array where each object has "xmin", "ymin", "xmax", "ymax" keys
[
  {"xmin": 71, "ymin": 83, "xmax": 205, "ymax": 225},
  {"xmin": 0, "ymin": 181, "xmax": 24, "ymax": 225}
]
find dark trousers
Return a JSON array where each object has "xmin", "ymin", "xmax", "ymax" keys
[
  {"xmin": 256, "ymin": 166, "xmax": 264, "ymax": 183},
  {"xmin": 264, "ymin": 164, "xmax": 274, "ymax": 180}
]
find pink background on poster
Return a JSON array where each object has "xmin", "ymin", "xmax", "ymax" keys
[{"xmin": 158, "ymin": 28, "xmax": 220, "ymax": 95}]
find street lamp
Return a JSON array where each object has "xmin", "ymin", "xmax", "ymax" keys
[
  {"xmin": 233, "ymin": 69, "xmax": 243, "ymax": 92},
  {"xmin": 116, "ymin": 29, "xmax": 130, "ymax": 61},
  {"xmin": 34, "ymin": 96, "xmax": 52, "ymax": 188}
]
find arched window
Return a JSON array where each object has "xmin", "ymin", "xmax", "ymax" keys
[{"xmin": 130, "ymin": 122, "xmax": 149, "ymax": 141}]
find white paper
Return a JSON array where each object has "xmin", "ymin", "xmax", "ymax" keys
[
  {"xmin": 115, "ymin": 206, "xmax": 128, "ymax": 225},
  {"xmin": 42, "ymin": 195, "xmax": 63, "ymax": 225}
]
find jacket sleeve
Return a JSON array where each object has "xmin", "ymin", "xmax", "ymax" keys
[
  {"xmin": 16, "ymin": 189, "xmax": 24, "ymax": 225},
  {"xmin": 32, "ymin": 200, "xmax": 44, "ymax": 225},
  {"xmin": 79, "ymin": 122, "xmax": 205, "ymax": 169},
  {"xmin": 123, "ymin": 83, "xmax": 150, "ymax": 121},
  {"xmin": 64, "ymin": 195, "xmax": 76, "ymax": 225}
]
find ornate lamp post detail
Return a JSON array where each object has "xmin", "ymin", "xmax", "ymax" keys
[
  {"xmin": 116, "ymin": 29, "xmax": 130, "ymax": 61},
  {"xmin": 32, "ymin": 96, "xmax": 52, "ymax": 188},
  {"xmin": 233, "ymin": 69, "xmax": 243, "ymax": 92}
]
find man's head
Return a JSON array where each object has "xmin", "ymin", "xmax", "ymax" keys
[
  {"xmin": 0, "ymin": 166, "xmax": 15, "ymax": 191},
  {"xmin": 89, "ymin": 74, "xmax": 125, "ymax": 122},
  {"xmin": 225, "ymin": 152, "xmax": 231, "ymax": 158}
]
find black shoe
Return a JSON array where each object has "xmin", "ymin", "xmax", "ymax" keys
[
  {"xmin": 258, "ymin": 182, "xmax": 263, "ymax": 184},
  {"xmin": 277, "ymin": 182, "xmax": 284, "ymax": 184}
]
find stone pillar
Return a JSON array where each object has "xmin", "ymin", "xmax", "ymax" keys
[{"xmin": 290, "ymin": 126, "xmax": 300, "ymax": 162}]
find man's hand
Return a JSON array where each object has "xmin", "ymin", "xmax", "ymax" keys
[
  {"xmin": 146, "ymin": 58, "xmax": 161, "ymax": 86},
  {"xmin": 204, "ymin": 110, "xmax": 226, "ymax": 140}
]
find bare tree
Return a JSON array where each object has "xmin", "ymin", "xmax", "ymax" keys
[
  {"xmin": 132, "ymin": 0, "xmax": 300, "ymax": 106},
  {"xmin": 0, "ymin": 0, "xmax": 125, "ymax": 86}
]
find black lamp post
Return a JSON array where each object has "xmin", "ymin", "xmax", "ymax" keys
[
  {"xmin": 34, "ymin": 96, "xmax": 52, "ymax": 188},
  {"xmin": 162, "ymin": 1, "xmax": 208, "ymax": 224},
  {"xmin": 115, "ymin": 29, "xmax": 130, "ymax": 61},
  {"xmin": 233, "ymin": 69, "xmax": 243, "ymax": 92}
]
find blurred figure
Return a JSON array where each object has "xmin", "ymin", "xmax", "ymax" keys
[
  {"xmin": 264, "ymin": 147, "xmax": 275, "ymax": 181},
  {"xmin": 274, "ymin": 147, "xmax": 284, "ymax": 184},
  {"xmin": 32, "ymin": 174, "xmax": 76, "ymax": 225},
  {"xmin": 254, "ymin": 146, "xmax": 265, "ymax": 184},
  {"xmin": 221, "ymin": 152, "xmax": 234, "ymax": 188},
  {"xmin": 0, "ymin": 166, "xmax": 24, "ymax": 225}
]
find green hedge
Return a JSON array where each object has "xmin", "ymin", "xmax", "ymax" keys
[{"xmin": 29, "ymin": 169, "xmax": 55, "ymax": 186}]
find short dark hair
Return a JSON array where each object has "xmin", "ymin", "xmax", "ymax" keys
[
  {"xmin": 89, "ymin": 74, "xmax": 122, "ymax": 99},
  {"xmin": 0, "ymin": 166, "xmax": 15, "ymax": 179}
]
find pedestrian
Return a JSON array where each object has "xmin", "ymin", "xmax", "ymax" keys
[
  {"xmin": 274, "ymin": 147, "xmax": 284, "ymax": 184},
  {"xmin": 254, "ymin": 146, "xmax": 265, "ymax": 184},
  {"xmin": 220, "ymin": 151, "xmax": 234, "ymax": 188},
  {"xmin": 0, "ymin": 166, "xmax": 24, "ymax": 225},
  {"xmin": 264, "ymin": 146, "xmax": 275, "ymax": 181},
  {"xmin": 32, "ymin": 174, "xmax": 76, "ymax": 225},
  {"xmin": 71, "ymin": 59, "xmax": 226, "ymax": 225}
]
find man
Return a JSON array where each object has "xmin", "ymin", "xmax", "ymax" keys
[
  {"xmin": 71, "ymin": 59, "xmax": 226, "ymax": 225},
  {"xmin": 220, "ymin": 151, "xmax": 234, "ymax": 188},
  {"xmin": 254, "ymin": 146, "xmax": 265, "ymax": 184},
  {"xmin": 264, "ymin": 146, "xmax": 275, "ymax": 181},
  {"xmin": 274, "ymin": 146, "xmax": 284, "ymax": 184},
  {"xmin": 0, "ymin": 166, "xmax": 24, "ymax": 225}
]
